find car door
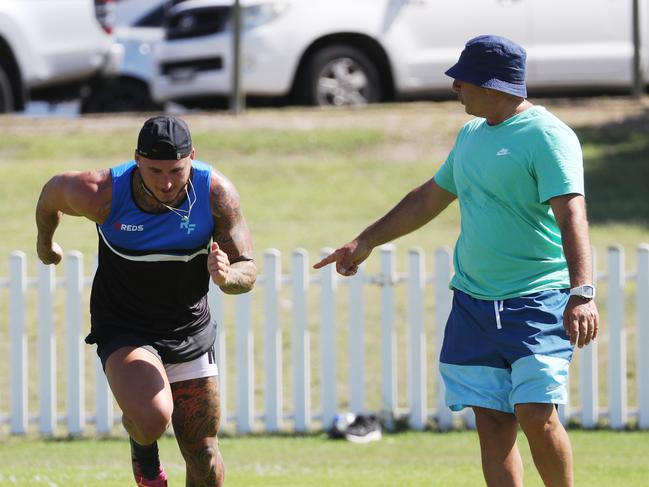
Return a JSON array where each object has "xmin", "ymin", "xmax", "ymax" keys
[
  {"xmin": 527, "ymin": 0, "xmax": 633, "ymax": 88},
  {"xmin": 381, "ymin": 0, "xmax": 534, "ymax": 93}
]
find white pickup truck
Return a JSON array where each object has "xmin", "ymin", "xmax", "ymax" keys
[
  {"xmin": 152, "ymin": 0, "xmax": 649, "ymax": 107},
  {"xmin": 0, "ymin": 0, "xmax": 123, "ymax": 113}
]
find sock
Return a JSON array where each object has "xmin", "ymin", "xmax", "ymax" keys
[{"xmin": 130, "ymin": 437, "xmax": 161, "ymax": 479}]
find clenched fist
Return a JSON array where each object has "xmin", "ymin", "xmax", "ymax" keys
[
  {"xmin": 207, "ymin": 242, "xmax": 230, "ymax": 286},
  {"xmin": 37, "ymin": 240, "xmax": 63, "ymax": 265}
]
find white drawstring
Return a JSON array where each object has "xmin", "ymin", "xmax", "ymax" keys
[{"xmin": 494, "ymin": 300, "xmax": 504, "ymax": 329}]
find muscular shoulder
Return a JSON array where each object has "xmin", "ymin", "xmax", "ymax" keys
[
  {"xmin": 78, "ymin": 169, "xmax": 112, "ymax": 192},
  {"xmin": 209, "ymin": 170, "xmax": 241, "ymax": 221},
  {"xmin": 50, "ymin": 169, "xmax": 113, "ymax": 223}
]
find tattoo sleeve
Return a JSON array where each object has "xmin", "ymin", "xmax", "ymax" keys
[
  {"xmin": 171, "ymin": 377, "xmax": 223, "ymax": 485},
  {"xmin": 211, "ymin": 173, "xmax": 257, "ymax": 294}
]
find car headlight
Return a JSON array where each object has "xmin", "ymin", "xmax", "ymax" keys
[{"xmin": 242, "ymin": 2, "xmax": 290, "ymax": 30}]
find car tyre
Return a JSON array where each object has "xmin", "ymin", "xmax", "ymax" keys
[
  {"xmin": 81, "ymin": 78, "xmax": 161, "ymax": 113},
  {"xmin": 0, "ymin": 64, "xmax": 14, "ymax": 113},
  {"xmin": 297, "ymin": 45, "xmax": 381, "ymax": 107}
]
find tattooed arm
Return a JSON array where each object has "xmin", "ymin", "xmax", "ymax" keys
[{"xmin": 207, "ymin": 170, "xmax": 257, "ymax": 294}]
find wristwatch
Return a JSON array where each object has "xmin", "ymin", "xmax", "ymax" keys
[{"xmin": 569, "ymin": 284, "xmax": 596, "ymax": 300}]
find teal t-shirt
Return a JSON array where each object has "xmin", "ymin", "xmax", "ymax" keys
[{"xmin": 434, "ymin": 106, "xmax": 584, "ymax": 300}]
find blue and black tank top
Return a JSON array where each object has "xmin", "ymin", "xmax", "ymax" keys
[{"xmin": 88, "ymin": 160, "xmax": 216, "ymax": 363}]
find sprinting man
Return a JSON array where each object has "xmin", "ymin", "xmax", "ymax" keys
[
  {"xmin": 36, "ymin": 115, "xmax": 256, "ymax": 486},
  {"xmin": 314, "ymin": 35, "xmax": 598, "ymax": 487}
]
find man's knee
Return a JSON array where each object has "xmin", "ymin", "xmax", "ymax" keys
[
  {"xmin": 515, "ymin": 403, "xmax": 559, "ymax": 434},
  {"xmin": 125, "ymin": 405, "xmax": 172, "ymax": 444}
]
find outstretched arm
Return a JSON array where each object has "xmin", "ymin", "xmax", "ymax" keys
[
  {"xmin": 550, "ymin": 193, "xmax": 599, "ymax": 348},
  {"xmin": 314, "ymin": 177, "xmax": 456, "ymax": 275},
  {"xmin": 208, "ymin": 170, "xmax": 257, "ymax": 294},
  {"xmin": 35, "ymin": 170, "xmax": 112, "ymax": 265}
]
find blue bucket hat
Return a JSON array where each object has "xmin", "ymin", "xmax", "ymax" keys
[{"xmin": 445, "ymin": 35, "xmax": 527, "ymax": 98}]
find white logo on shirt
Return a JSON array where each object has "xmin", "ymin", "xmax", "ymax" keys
[
  {"xmin": 115, "ymin": 223, "xmax": 144, "ymax": 232},
  {"xmin": 497, "ymin": 148, "xmax": 510, "ymax": 156}
]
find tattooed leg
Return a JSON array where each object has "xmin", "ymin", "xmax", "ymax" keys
[{"xmin": 171, "ymin": 376, "xmax": 224, "ymax": 487}]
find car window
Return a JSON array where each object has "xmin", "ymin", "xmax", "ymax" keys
[
  {"xmin": 115, "ymin": 0, "xmax": 165, "ymax": 27},
  {"xmin": 135, "ymin": 4, "xmax": 165, "ymax": 28}
]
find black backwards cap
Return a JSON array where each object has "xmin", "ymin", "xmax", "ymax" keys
[{"xmin": 136, "ymin": 115, "xmax": 192, "ymax": 160}]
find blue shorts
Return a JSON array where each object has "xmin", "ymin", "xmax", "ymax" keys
[{"xmin": 439, "ymin": 289, "xmax": 573, "ymax": 414}]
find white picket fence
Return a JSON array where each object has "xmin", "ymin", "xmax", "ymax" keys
[{"xmin": 1, "ymin": 244, "xmax": 649, "ymax": 437}]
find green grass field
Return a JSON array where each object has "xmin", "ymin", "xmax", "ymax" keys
[
  {"xmin": 1, "ymin": 98, "xmax": 648, "ymax": 485},
  {"xmin": 1, "ymin": 430, "xmax": 649, "ymax": 486}
]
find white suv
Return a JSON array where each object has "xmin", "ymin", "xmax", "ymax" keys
[
  {"xmin": 0, "ymin": 0, "xmax": 123, "ymax": 113},
  {"xmin": 152, "ymin": 0, "xmax": 648, "ymax": 107},
  {"xmin": 81, "ymin": 0, "xmax": 165, "ymax": 113}
]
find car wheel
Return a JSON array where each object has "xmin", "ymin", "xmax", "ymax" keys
[
  {"xmin": 298, "ymin": 45, "xmax": 381, "ymax": 107},
  {"xmin": 0, "ymin": 65, "xmax": 14, "ymax": 113},
  {"xmin": 81, "ymin": 78, "xmax": 161, "ymax": 113}
]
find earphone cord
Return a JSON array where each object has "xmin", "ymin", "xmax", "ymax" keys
[{"xmin": 140, "ymin": 176, "xmax": 197, "ymax": 220}]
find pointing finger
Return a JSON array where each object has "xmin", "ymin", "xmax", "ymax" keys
[
  {"xmin": 211, "ymin": 242, "xmax": 219, "ymax": 252},
  {"xmin": 313, "ymin": 252, "xmax": 337, "ymax": 269}
]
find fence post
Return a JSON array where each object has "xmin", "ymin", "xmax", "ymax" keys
[
  {"xmin": 349, "ymin": 264, "xmax": 365, "ymax": 414},
  {"xmin": 408, "ymin": 249, "xmax": 427, "ymax": 430},
  {"xmin": 66, "ymin": 251, "xmax": 85, "ymax": 436},
  {"xmin": 95, "ymin": 355, "xmax": 113, "ymax": 435},
  {"xmin": 434, "ymin": 247, "xmax": 454, "ymax": 430},
  {"xmin": 580, "ymin": 339, "xmax": 600, "ymax": 428},
  {"xmin": 380, "ymin": 245, "xmax": 397, "ymax": 423},
  {"xmin": 579, "ymin": 247, "xmax": 599, "ymax": 428},
  {"xmin": 292, "ymin": 249, "xmax": 310, "ymax": 431},
  {"xmin": 235, "ymin": 291, "xmax": 254, "ymax": 433},
  {"xmin": 9, "ymin": 251, "xmax": 27, "ymax": 435},
  {"xmin": 208, "ymin": 282, "xmax": 227, "ymax": 429},
  {"xmin": 637, "ymin": 244, "xmax": 649, "ymax": 428},
  {"xmin": 38, "ymin": 262, "xmax": 57, "ymax": 436},
  {"xmin": 608, "ymin": 245, "xmax": 627, "ymax": 429},
  {"xmin": 319, "ymin": 248, "xmax": 338, "ymax": 429},
  {"xmin": 264, "ymin": 249, "xmax": 282, "ymax": 432}
]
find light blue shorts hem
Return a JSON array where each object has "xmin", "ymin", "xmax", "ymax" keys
[
  {"xmin": 448, "ymin": 400, "xmax": 514, "ymax": 414},
  {"xmin": 440, "ymin": 362, "xmax": 514, "ymax": 414},
  {"xmin": 440, "ymin": 355, "xmax": 570, "ymax": 414},
  {"xmin": 510, "ymin": 354, "xmax": 569, "ymax": 406}
]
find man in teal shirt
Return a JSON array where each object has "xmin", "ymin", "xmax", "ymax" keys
[{"xmin": 315, "ymin": 35, "xmax": 599, "ymax": 487}]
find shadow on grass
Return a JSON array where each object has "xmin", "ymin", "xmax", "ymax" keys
[{"xmin": 574, "ymin": 105, "xmax": 649, "ymax": 226}]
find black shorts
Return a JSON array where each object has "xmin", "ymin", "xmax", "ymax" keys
[{"xmin": 85, "ymin": 320, "xmax": 217, "ymax": 370}]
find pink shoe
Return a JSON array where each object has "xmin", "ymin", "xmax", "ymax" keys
[{"xmin": 132, "ymin": 459, "xmax": 168, "ymax": 487}]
